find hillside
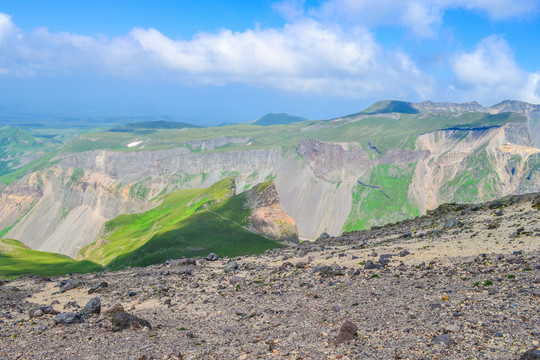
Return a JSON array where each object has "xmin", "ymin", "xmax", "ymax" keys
[
  {"xmin": 80, "ymin": 179, "xmax": 293, "ymax": 270},
  {"xmin": 0, "ymin": 100, "xmax": 538, "ymax": 258},
  {"xmin": 0, "ymin": 193, "xmax": 538, "ymax": 359},
  {"xmin": 0, "ymin": 238, "xmax": 102, "ymax": 278}
]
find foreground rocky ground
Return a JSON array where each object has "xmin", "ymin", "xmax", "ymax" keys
[{"xmin": 1, "ymin": 193, "xmax": 539, "ymax": 359}]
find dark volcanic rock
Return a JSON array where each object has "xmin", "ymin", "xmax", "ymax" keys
[
  {"xmin": 111, "ymin": 311, "xmax": 152, "ymax": 332},
  {"xmin": 54, "ymin": 312, "xmax": 84, "ymax": 325},
  {"xmin": 40, "ymin": 305, "xmax": 59, "ymax": 315},
  {"xmin": 88, "ymin": 282, "xmax": 108, "ymax": 294},
  {"xmin": 335, "ymin": 320, "xmax": 358, "ymax": 345},
  {"xmin": 168, "ymin": 258, "xmax": 197, "ymax": 267},
  {"xmin": 205, "ymin": 253, "xmax": 219, "ymax": 261},
  {"xmin": 432, "ymin": 334, "xmax": 452, "ymax": 347},
  {"xmin": 79, "ymin": 297, "xmax": 101, "ymax": 317},
  {"xmin": 59, "ymin": 280, "xmax": 76, "ymax": 293},
  {"xmin": 520, "ymin": 348, "xmax": 540, "ymax": 360},
  {"xmin": 364, "ymin": 260, "xmax": 383, "ymax": 270}
]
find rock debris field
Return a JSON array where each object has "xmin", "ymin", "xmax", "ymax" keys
[{"xmin": 1, "ymin": 193, "xmax": 539, "ymax": 359}]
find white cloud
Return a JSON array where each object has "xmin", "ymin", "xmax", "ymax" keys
[
  {"xmin": 273, "ymin": 0, "xmax": 306, "ymax": 21},
  {"xmin": 450, "ymin": 36, "xmax": 540, "ymax": 104},
  {"xmin": 0, "ymin": 3, "xmax": 537, "ymax": 105},
  {"xmin": 523, "ymin": 73, "xmax": 540, "ymax": 104},
  {"xmin": 0, "ymin": 13, "xmax": 15, "ymax": 44},
  {"xmin": 460, "ymin": 0, "xmax": 539, "ymax": 20},
  {"xmin": 0, "ymin": 13, "xmax": 432, "ymax": 99},
  {"xmin": 452, "ymin": 36, "xmax": 523, "ymax": 87},
  {"xmin": 129, "ymin": 20, "xmax": 433, "ymax": 97},
  {"xmin": 311, "ymin": 0, "xmax": 539, "ymax": 37}
]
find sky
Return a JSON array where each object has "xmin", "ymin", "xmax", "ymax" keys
[{"xmin": 0, "ymin": 0, "xmax": 539, "ymax": 125}]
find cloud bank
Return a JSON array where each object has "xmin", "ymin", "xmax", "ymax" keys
[{"xmin": 0, "ymin": 0, "xmax": 538, "ymax": 104}]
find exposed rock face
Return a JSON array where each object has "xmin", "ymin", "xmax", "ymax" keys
[
  {"xmin": 410, "ymin": 123, "xmax": 539, "ymax": 213},
  {"xmin": 183, "ymin": 136, "xmax": 251, "ymax": 152},
  {"xmin": 247, "ymin": 183, "xmax": 299, "ymax": 244},
  {"xmin": 296, "ymin": 139, "xmax": 370, "ymax": 182},
  {"xmin": 59, "ymin": 147, "xmax": 280, "ymax": 182}
]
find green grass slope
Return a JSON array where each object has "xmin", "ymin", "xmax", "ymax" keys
[
  {"xmin": 81, "ymin": 179, "xmax": 282, "ymax": 269},
  {"xmin": 0, "ymin": 238, "xmax": 103, "ymax": 279},
  {"xmin": 343, "ymin": 163, "xmax": 420, "ymax": 232},
  {"xmin": 0, "ymin": 126, "xmax": 61, "ymax": 183}
]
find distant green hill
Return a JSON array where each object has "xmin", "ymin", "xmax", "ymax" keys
[
  {"xmin": 0, "ymin": 238, "xmax": 103, "ymax": 279},
  {"xmin": 80, "ymin": 178, "xmax": 282, "ymax": 270},
  {"xmin": 253, "ymin": 113, "xmax": 308, "ymax": 126},
  {"xmin": 109, "ymin": 120, "xmax": 201, "ymax": 133}
]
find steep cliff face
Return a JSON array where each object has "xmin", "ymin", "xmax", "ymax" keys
[
  {"xmin": 59, "ymin": 148, "xmax": 279, "ymax": 182},
  {"xmin": 0, "ymin": 168, "xmax": 142, "ymax": 256},
  {"xmin": 247, "ymin": 182, "xmax": 299, "ymax": 244}
]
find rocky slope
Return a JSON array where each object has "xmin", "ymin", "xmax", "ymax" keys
[{"xmin": 0, "ymin": 193, "xmax": 538, "ymax": 359}]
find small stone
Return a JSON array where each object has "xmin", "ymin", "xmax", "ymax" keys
[
  {"xmin": 444, "ymin": 219, "xmax": 457, "ymax": 229},
  {"xmin": 364, "ymin": 260, "xmax": 383, "ymax": 270},
  {"xmin": 311, "ymin": 265, "xmax": 329, "ymax": 274},
  {"xmin": 111, "ymin": 311, "xmax": 152, "ymax": 332},
  {"xmin": 379, "ymin": 254, "xmax": 393, "ymax": 265},
  {"xmin": 399, "ymin": 250, "xmax": 411, "ymax": 257},
  {"xmin": 40, "ymin": 305, "xmax": 59, "ymax": 315},
  {"xmin": 335, "ymin": 321, "xmax": 358, "ymax": 345},
  {"xmin": 168, "ymin": 258, "xmax": 197, "ymax": 266},
  {"xmin": 205, "ymin": 253, "xmax": 219, "ymax": 261},
  {"xmin": 101, "ymin": 303, "xmax": 124, "ymax": 319},
  {"xmin": 63, "ymin": 301, "xmax": 80, "ymax": 310},
  {"xmin": 279, "ymin": 262, "xmax": 293, "ymax": 271},
  {"xmin": 223, "ymin": 262, "xmax": 238, "ymax": 273},
  {"xmin": 54, "ymin": 312, "xmax": 84, "ymax": 325},
  {"xmin": 88, "ymin": 282, "xmax": 108, "ymax": 294},
  {"xmin": 519, "ymin": 348, "xmax": 540, "ymax": 360},
  {"xmin": 79, "ymin": 297, "xmax": 101, "ymax": 318},
  {"xmin": 230, "ymin": 276, "xmax": 245, "ymax": 284},
  {"xmin": 32, "ymin": 310, "xmax": 44, "ymax": 318},
  {"xmin": 444, "ymin": 324, "xmax": 460, "ymax": 333},
  {"xmin": 128, "ymin": 291, "xmax": 137, "ymax": 297},
  {"xmin": 59, "ymin": 280, "xmax": 76, "ymax": 293},
  {"xmin": 432, "ymin": 334, "xmax": 452, "ymax": 347}
]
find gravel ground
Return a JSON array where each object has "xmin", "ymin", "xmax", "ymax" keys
[{"xmin": 1, "ymin": 194, "xmax": 539, "ymax": 360}]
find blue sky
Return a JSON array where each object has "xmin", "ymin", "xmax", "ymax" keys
[{"xmin": 0, "ymin": 0, "xmax": 539, "ymax": 125}]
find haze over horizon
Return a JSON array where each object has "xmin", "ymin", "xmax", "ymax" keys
[{"xmin": 0, "ymin": 0, "xmax": 539, "ymax": 125}]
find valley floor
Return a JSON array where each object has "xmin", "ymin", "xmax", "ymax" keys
[{"xmin": 0, "ymin": 194, "xmax": 539, "ymax": 359}]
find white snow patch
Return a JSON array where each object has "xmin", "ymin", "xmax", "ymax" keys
[{"xmin": 127, "ymin": 141, "xmax": 143, "ymax": 148}]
